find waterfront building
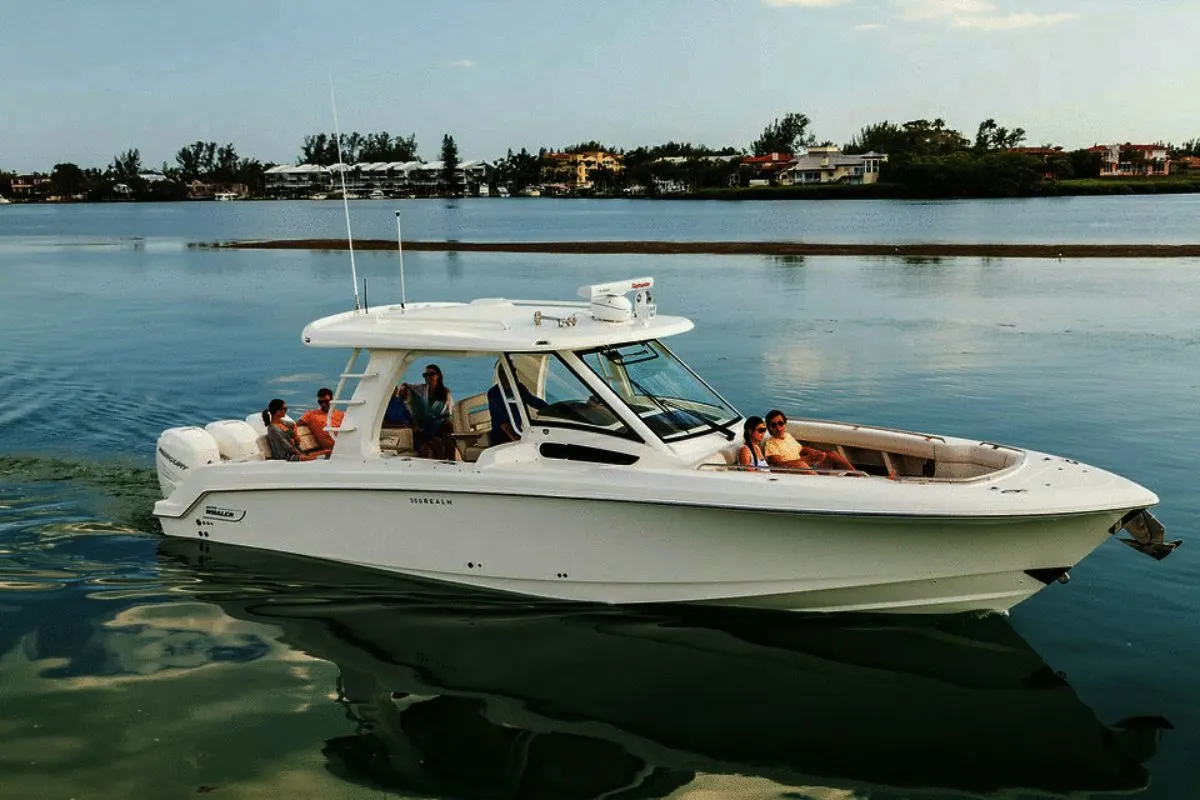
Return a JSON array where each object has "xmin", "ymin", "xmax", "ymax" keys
[
  {"xmin": 776, "ymin": 147, "xmax": 888, "ymax": 186},
  {"xmin": 1087, "ymin": 143, "xmax": 1171, "ymax": 177},
  {"xmin": 264, "ymin": 159, "xmax": 493, "ymax": 198},
  {"xmin": 543, "ymin": 150, "xmax": 624, "ymax": 191}
]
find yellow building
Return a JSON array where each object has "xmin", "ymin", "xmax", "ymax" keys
[{"xmin": 544, "ymin": 150, "xmax": 624, "ymax": 190}]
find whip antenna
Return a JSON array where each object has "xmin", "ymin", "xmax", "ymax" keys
[
  {"xmin": 395, "ymin": 210, "xmax": 407, "ymax": 311},
  {"xmin": 329, "ymin": 73, "xmax": 360, "ymax": 311}
]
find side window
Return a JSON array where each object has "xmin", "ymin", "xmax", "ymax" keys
[{"xmin": 531, "ymin": 355, "xmax": 634, "ymax": 439}]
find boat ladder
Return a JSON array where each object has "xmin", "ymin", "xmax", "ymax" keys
[{"xmin": 325, "ymin": 347, "xmax": 376, "ymax": 434}]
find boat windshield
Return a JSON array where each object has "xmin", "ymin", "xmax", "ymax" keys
[{"xmin": 579, "ymin": 341, "xmax": 740, "ymax": 442}]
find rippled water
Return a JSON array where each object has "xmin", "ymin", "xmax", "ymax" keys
[{"xmin": 1, "ymin": 200, "xmax": 1199, "ymax": 798}]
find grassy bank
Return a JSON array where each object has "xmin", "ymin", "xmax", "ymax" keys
[{"xmin": 677, "ymin": 175, "xmax": 1200, "ymax": 201}]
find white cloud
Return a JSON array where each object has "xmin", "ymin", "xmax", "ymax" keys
[
  {"xmin": 893, "ymin": 0, "xmax": 1075, "ymax": 29},
  {"xmin": 445, "ymin": 59, "xmax": 476, "ymax": 68},
  {"xmin": 952, "ymin": 11, "xmax": 1075, "ymax": 29},
  {"xmin": 763, "ymin": 0, "xmax": 852, "ymax": 7},
  {"xmin": 853, "ymin": 22, "xmax": 887, "ymax": 30},
  {"xmin": 897, "ymin": 0, "xmax": 994, "ymax": 21}
]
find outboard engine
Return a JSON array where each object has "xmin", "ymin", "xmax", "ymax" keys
[
  {"xmin": 156, "ymin": 426, "xmax": 219, "ymax": 498},
  {"xmin": 206, "ymin": 419, "xmax": 265, "ymax": 462}
]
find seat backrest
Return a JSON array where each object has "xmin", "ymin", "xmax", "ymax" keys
[
  {"xmin": 453, "ymin": 391, "xmax": 492, "ymax": 434},
  {"xmin": 295, "ymin": 424, "xmax": 322, "ymax": 454}
]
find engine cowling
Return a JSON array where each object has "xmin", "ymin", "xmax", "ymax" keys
[{"xmin": 156, "ymin": 426, "xmax": 219, "ymax": 498}]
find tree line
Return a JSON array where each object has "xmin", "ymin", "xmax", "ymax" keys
[{"xmin": 4, "ymin": 114, "xmax": 1200, "ymax": 201}]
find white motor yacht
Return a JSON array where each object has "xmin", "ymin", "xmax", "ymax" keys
[{"xmin": 153, "ymin": 277, "xmax": 1177, "ymax": 614}]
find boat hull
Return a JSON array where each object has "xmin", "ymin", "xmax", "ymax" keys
[{"xmin": 158, "ymin": 484, "xmax": 1123, "ymax": 614}]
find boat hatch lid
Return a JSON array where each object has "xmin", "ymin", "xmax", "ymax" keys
[{"xmin": 301, "ymin": 299, "xmax": 694, "ymax": 351}]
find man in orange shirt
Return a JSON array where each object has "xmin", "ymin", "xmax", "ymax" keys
[{"xmin": 297, "ymin": 387, "xmax": 345, "ymax": 452}]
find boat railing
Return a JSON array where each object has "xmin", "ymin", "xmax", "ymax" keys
[
  {"xmin": 796, "ymin": 417, "xmax": 947, "ymax": 444},
  {"xmin": 698, "ymin": 463, "xmax": 873, "ymax": 478}
]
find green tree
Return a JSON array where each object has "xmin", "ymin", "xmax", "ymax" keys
[
  {"xmin": 843, "ymin": 121, "xmax": 906, "ymax": 155},
  {"xmin": 752, "ymin": 112, "xmax": 813, "ymax": 156},
  {"xmin": 51, "ymin": 162, "xmax": 86, "ymax": 198},
  {"xmin": 440, "ymin": 134, "xmax": 460, "ymax": 196},
  {"xmin": 109, "ymin": 148, "xmax": 143, "ymax": 180},
  {"xmin": 495, "ymin": 147, "xmax": 547, "ymax": 192},
  {"xmin": 973, "ymin": 119, "xmax": 1027, "ymax": 153},
  {"xmin": 299, "ymin": 133, "xmax": 338, "ymax": 166},
  {"xmin": 176, "ymin": 141, "xmax": 217, "ymax": 181}
]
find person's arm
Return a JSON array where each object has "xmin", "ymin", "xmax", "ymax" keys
[{"xmin": 737, "ymin": 445, "xmax": 753, "ymax": 467}]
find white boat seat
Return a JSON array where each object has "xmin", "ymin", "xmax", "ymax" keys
[
  {"xmin": 380, "ymin": 427, "xmax": 415, "ymax": 455},
  {"xmin": 452, "ymin": 391, "xmax": 493, "ymax": 462}
]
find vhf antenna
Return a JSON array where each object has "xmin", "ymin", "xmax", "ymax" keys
[
  {"xmin": 329, "ymin": 72, "xmax": 360, "ymax": 311},
  {"xmin": 395, "ymin": 210, "xmax": 407, "ymax": 311}
]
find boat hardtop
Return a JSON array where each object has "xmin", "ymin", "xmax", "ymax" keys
[{"xmin": 302, "ymin": 278, "xmax": 692, "ymax": 351}]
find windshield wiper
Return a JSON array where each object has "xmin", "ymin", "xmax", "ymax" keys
[{"xmin": 627, "ymin": 377, "xmax": 737, "ymax": 441}]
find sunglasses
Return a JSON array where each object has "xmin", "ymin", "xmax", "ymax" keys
[
  {"xmin": 422, "ymin": 372, "xmax": 437, "ymax": 379},
  {"xmin": 768, "ymin": 420, "xmax": 787, "ymax": 428}
]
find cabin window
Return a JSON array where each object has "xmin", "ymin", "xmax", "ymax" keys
[
  {"xmin": 579, "ymin": 340, "xmax": 739, "ymax": 442},
  {"xmin": 526, "ymin": 355, "xmax": 636, "ymax": 439}
]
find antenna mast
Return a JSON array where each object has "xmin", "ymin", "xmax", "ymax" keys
[
  {"xmin": 329, "ymin": 73, "xmax": 361, "ymax": 311},
  {"xmin": 395, "ymin": 210, "xmax": 407, "ymax": 311}
]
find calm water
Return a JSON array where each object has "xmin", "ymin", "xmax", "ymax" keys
[{"xmin": 1, "ymin": 199, "xmax": 1199, "ymax": 799}]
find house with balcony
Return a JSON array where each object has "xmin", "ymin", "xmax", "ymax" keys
[
  {"xmin": 776, "ymin": 147, "xmax": 888, "ymax": 186},
  {"xmin": 542, "ymin": 150, "xmax": 624, "ymax": 191},
  {"xmin": 264, "ymin": 164, "xmax": 331, "ymax": 197},
  {"xmin": 9, "ymin": 174, "xmax": 51, "ymax": 198},
  {"xmin": 1087, "ymin": 143, "xmax": 1170, "ymax": 177}
]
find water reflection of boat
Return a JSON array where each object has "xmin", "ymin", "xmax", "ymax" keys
[{"xmin": 159, "ymin": 540, "xmax": 1169, "ymax": 799}]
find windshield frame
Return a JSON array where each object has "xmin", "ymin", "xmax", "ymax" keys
[{"xmin": 576, "ymin": 339, "xmax": 742, "ymax": 443}]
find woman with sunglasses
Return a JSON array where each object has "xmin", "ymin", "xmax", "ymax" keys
[
  {"xmin": 763, "ymin": 409, "xmax": 854, "ymax": 473},
  {"xmin": 736, "ymin": 416, "xmax": 771, "ymax": 472},
  {"xmin": 261, "ymin": 398, "xmax": 320, "ymax": 461},
  {"xmin": 401, "ymin": 364, "xmax": 457, "ymax": 459}
]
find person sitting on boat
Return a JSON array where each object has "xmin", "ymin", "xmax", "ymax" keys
[
  {"xmin": 763, "ymin": 409, "xmax": 854, "ymax": 473},
  {"xmin": 487, "ymin": 367, "xmax": 548, "ymax": 443},
  {"xmin": 736, "ymin": 416, "xmax": 771, "ymax": 471},
  {"xmin": 262, "ymin": 399, "xmax": 320, "ymax": 462},
  {"xmin": 400, "ymin": 363, "xmax": 456, "ymax": 459},
  {"xmin": 296, "ymin": 387, "xmax": 344, "ymax": 452},
  {"xmin": 383, "ymin": 386, "xmax": 414, "ymax": 427}
]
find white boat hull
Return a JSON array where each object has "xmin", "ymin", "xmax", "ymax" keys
[{"xmin": 159, "ymin": 478, "xmax": 1123, "ymax": 614}]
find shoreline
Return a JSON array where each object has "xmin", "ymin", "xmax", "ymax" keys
[{"xmin": 195, "ymin": 239, "xmax": 1200, "ymax": 259}]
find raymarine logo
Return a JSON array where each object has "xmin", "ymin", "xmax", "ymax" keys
[
  {"xmin": 158, "ymin": 447, "xmax": 187, "ymax": 471},
  {"xmin": 203, "ymin": 505, "xmax": 246, "ymax": 522}
]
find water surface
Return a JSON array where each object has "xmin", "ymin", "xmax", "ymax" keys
[{"xmin": 1, "ymin": 200, "xmax": 1198, "ymax": 798}]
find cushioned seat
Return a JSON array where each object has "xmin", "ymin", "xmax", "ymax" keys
[{"xmin": 452, "ymin": 391, "xmax": 493, "ymax": 462}]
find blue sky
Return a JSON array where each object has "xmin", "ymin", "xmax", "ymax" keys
[{"xmin": 2, "ymin": 0, "xmax": 1197, "ymax": 172}]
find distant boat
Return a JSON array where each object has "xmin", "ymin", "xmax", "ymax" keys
[
  {"xmin": 308, "ymin": 193, "xmax": 329, "ymax": 201},
  {"xmin": 0, "ymin": 195, "xmax": 11, "ymax": 205},
  {"xmin": 214, "ymin": 191, "xmax": 239, "ymax": 201},
  {"xmin": 497, "ymin": 186, "xmax": 510, "ymax": 198},
  {"xmin": 369, "ymin": 189, "xmax": 387, "ymax": 200}
]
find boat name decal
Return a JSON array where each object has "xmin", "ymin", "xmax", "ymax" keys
[
  {"xmin": 203, "ymin": 505, "xmax": 246, "ymax": 522},
  {"xmin": 410, "ymin": 497, "xmax": 453, "ymax": 506},
  {"xmin": 158, "ymin": 447, "xmax": 187, "ymax": 471}
]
